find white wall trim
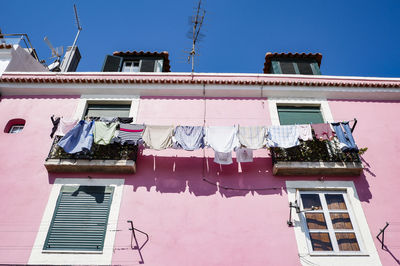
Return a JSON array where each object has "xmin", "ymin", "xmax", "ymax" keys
[
  {"xmin": 28, "ymin": 178, "xmax": 124, "ymax": 265},
  {"xmin": 268, "ymin": 97, "xmax": 334, "ymax": 125},
  {"xmin": 286, "ymin": 181, "xmax": 381, "ymax": 266}
]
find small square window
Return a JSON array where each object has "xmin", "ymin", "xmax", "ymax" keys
[{"xmin": 9, "ymin": 125, "xmax": 24, "ymax": 133}]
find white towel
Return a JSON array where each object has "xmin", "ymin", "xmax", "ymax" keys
[{"xmin": 205, "ymin": 126, "xmax": 240, "ymax": 153}]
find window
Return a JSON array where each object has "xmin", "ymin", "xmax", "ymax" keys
[
  {"xmin": 29, "ymin": 178, "xmax": 124, "ymax": 265},
  {"xmin": 271, "ymin": 60, "xmax": 321, "ymax": 75},
  {"xmin": 277, "ymin": 106, "xmax": 324, "ymax": 125},
  {"xmin": 9, "ymin": 124, "xmax": 24, "ymax": 133},
  {"xmin": 121, "ymin": 59, "xmax": 163, "ymax": 72},
  {"xmin": 299, "ymin": 191, "xmax": 361, "ymax": 254},
  {"xmin": 85, "ymin": 104, "xmax": 131, "ymax": 117},
  {"xmin": 43, "ymin": 185, "xmax": 114, "ymax": 251}
]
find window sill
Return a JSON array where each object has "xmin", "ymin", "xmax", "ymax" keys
[
  {"xmin": 309, "ymin": 252, "xmax": 369, "ymax": 257},
  {"xmin": 44, "ymin": 159, "xmax": 136, "ymax": 174},
  {"xmin": 273, "ymin": 161, "xmax": 363, "ymax": 176},
  {"xmin": 42, "ymin": 250, "xmax": 103, "ymax": 254}
]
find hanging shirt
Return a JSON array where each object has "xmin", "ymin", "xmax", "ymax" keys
[
  {"xmin": 142, "ymin": 125, "xmax": 174, "ymax": 150},
  {"xmin": 118, "ymin": 117, "xmax": 134, "ymax": 123},
  {"xmin": 297, "ymin": 124, "xmax": 313, "ymax": 141},
  {"xmin": 113, "ymin": 124, "xmax": 145, "ymax": 145},
  {"xmin": 173, "ymin": 126, "xmax": 204, "ymax": 151},
  {"xmin": 236, "ymin": 148, "xmax": 253, "ymax": 163},
  {"xmin": 204, "ymin": 126, "xmax": 240, "ymax": 153},
  {"xmin": 311, "ymin": 123, "xmax": 335, "ymax": 140},
  {"xmin": 214, "ymin": 151, "xmax": 233, "ymax": 165},
  {"xmin": 331, "ymin": 122, "xmax": 359, "ymax": 153},
  {"xmin": 93, "ymin": 122, "xmax": 118, "ymax": 145},
  {"xmin": 237, "ymin": 126, "xmax": 267, "ymax": 149},
  {"xmin": 266, "ymin": 125, "xmax": 300, "ymax": 148},
  {"xmin": 57, "ymin": 120, "xmax": 94, "ymax": 154},
  {"xmin": 55, "ymin": 118, "xmax": 79, "ymax": 136}
]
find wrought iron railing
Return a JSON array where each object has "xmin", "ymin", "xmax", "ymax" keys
[
  {"xmin": 46, "ymin": 136, "xmax": 138, "ymax": 161},
  {"xmin": 270, "ymin": 138, "xmax": 360, "ymax": 164}
]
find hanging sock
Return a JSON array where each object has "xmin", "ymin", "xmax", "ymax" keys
[
  {"xmin": 331, "ymin": 122, "xmax": 359, "ymax": 153},
  {"xmin": 173, "ymin": 126, "xmax": 204, "ymax": 151},
  {"xmin": 50, "ymin": 116, "xmax": 60, "ymax": 138},
  {"xmin": 57, "ymin": 120, "xmax": 94, "ymax": 154}
]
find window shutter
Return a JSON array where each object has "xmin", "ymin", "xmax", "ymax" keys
[
  {"xmin": 279, "ymin": 61, "xmax": 296, "ymax": 74},
  {"xmin": 140, "ymin": 59, "xmax": 156, "ymax": 72},
  {"xmin": 43, "ymin": 186, "xmax": 114, "ymax": 251},
  {"xmin": 85, "ymin": 104, "xmax": 131, "ymax": 117},
  {"xmin": 277, "ymin": 106, "xmax": 324, "ymax": 125},
  {"xmin": 297, "ymin": 61, "xmax": 314, "ymax": 75},
  {"xmin": 101, "ymin": 55, "xmax": 123, "ymax": 72}
]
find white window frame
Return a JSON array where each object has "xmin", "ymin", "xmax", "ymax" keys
[
  {"xmin": 299, "ymin": 190, "xmax": 364, "ymax": 255},
  {"xmin": 29, "ymin": 178, "xmax": 124, "ymax": 265},
  {"xmin": 122, "ymin": 60, "xmax": 140, "ymax": 72},
  {"xmin": 286, "ymin": 181, "xmax": 381, "ymax": 266},
  {"xmin": 9, "ymin": 124, "xmax": 24, "ymax": 133},
  {"xmin": 73, "ymin": 96, "xmax": 140, "ymax": 123},
  {"xmin": 268, "ymin": 97, "xmax": 334, "ymax": 126}
]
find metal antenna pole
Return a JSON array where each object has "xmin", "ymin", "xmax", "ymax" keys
[
  {"xmin": 63, "ymin": 4, "xmax": 82, "ymax": 72},
  {"xmin": 188, "ymin": 0, "xmax": 206, "ymax": 73}
]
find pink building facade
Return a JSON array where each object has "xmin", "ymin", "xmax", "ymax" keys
[{"xmin": 1, "ymin": 47, "xmax": 400, "ymax": 265}]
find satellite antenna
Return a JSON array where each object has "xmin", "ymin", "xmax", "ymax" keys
[
  {"xmin": 60, "ymin": 4, "xmax": 82, "ymax": 72},
  {"xmin": 43, "ymin": 36, "xmax": 64, "ymax": 71},
  {"xmin": 186, "ymin": 0, "xmax": 206, "ymax": 73}
]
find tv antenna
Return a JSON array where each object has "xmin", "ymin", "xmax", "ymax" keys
[
  {"xmin": 61, "ymin": 4, "xmax": 82, "ymax": 71},
  {"xmin": 43, "ymin": 36, "xmax": 64, "ymax": 71},
  {"xmin": 187, "ymin": 0, "xmax": 206, "ymax": 73}
]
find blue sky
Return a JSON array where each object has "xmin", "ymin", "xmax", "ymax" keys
[{"xmin": 2, "ymin": 0, "xmax": 400, "ymax": 77}]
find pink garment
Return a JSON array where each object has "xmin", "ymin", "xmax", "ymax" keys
[
  {"xmin": 311, "ymin": 123, "xmax": 335, "ymax": 140},
  {"xmin": 297, "ymin": 125, "xmax": 313, "ymax": 141},
  {"xmin": 55, "ymin": 118, "xmax": 79, "ymax": 136}
]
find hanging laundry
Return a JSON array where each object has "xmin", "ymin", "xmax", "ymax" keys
[
  {"xmin": 55, "ymin": 118, "xmax": 79, "ymax": 136},
  {"xmin": 173, "ymin": 126, "xmax": 204, "ymax": 151},
  {"xmin": 311, "ymin": 123, "xmax": 335, "ymax": 140},
  {"xmin": 93, "ymin": 122, "xmax": 118, "ymax": 145},
  {"xmin": 118, "ymin": 117, "xmax": 134, "ymax": 123},
  {"xmin": 99, "ymin": 117, "xmax": 118, "ymax": 123},
  {"xmin": 236, "ymin": 148, "xmax": 253, "ymax": 163},
  {"xmin": 237, "ymin": 126, "xmax": 267, "ymax": 149},
  {"xmin": 50, "ymin": 116, "xmax": 60, "ymax": 138},
  {"xmin": 113, "ymin": 124, "xmax": 145, "ymax": 145},
  {"xmin": 142, "ymin": 125, "xmax": 174, "ymax": 150},
  {"xmin": 204, "ymin": 126, "xmax": 240, "ymax": 153},
  {"xmin": 266, "ymin": 125, "xmax": 300, "ymax": 148},
  {"xmin": 297, "ymin": 124, "xmax": 313, "ymax": 141},
  {"xmin": 214, "ymin": 151, "xmax": 233, "ymax": 165},
  {"xmin": 57, "ymin": 120, "xmax": 94, "ymax": 154},
  {"xmin": 331, "ymin": 122, "xmax": 359, "ymax": 153}
]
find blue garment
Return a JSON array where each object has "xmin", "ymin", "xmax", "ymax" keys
[
  {"xmin": 331, "ymin": 122, "xmax": 359, "ymax": 153},
  {"xmin": 57, "ymin": 120, "xmax": 95, "ymax": 154},
  {"xmin": 173, "ymin": 126, "xmax": 204, "ymax": 151}
]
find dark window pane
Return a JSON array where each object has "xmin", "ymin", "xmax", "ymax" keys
[
  {"xmin": 279, "ymin": 61, "xmax": 296, "ymax": 74},
  {"xmin": 297, "ymin": 61, "xmax": 314, "ymax": 75},
  {"xmin": 140, "ymin": 59, "xmax": 156, "ymax": 72},
  {"xmin": 277, "ymin": 106, "xmax": 324, "ymax": 125},
  {"xmin": 310, "ymin": 233, "xmax": 333, "ymax": 251},
  {"xmin": 325, "ymin": 194, "xmax": 347, "ymax": 210},
  {"xmin": 305, "ymin": 213, "xmax": 327, "ymax": 229},
  {"xmin": 335, "ymin": 233, "xmax": 360, "ymax": 251},
  {"xmin": 301, "ymin": 194, "xmax": 322, "ymax": 210},
  {"xmin": 330, "ymin": 213, "xmax": 353, "ymax": 229}
]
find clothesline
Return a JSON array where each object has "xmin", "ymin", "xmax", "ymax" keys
[{"xmin": 52, "ymin": 116, "xmax": 359, "ymax": 165}]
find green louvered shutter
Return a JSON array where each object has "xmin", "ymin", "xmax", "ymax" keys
[
  {"xmin": 140, "ymin": 59, "xmax": 156, "ymax": 72},
  {"xmin": 85, "ymin": 104, "xmax": 131, "ymax": 117},
  {"xmin": 43, "ymin": 186, "xmax": 114, "ymax": 251},
  {"xmin": 102, "ymin": 55, "xmax": 123, "ymax": 72},
  {"xmin": 278, "ymin": 106, "xmax": 324, "ymax": 125}
]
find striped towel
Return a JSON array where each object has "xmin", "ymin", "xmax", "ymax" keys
[{"xmin": 113, "ymin": 124, "xmax": 145, "ymax": 145}]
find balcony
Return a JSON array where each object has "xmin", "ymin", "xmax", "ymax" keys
[
  {"xmin": 45, "ymin": 136, "xmax": 137, "ymax": 173},
  {"xmin": 270, "ymin": 139, "xmax": 363, "ymax": 176}
]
